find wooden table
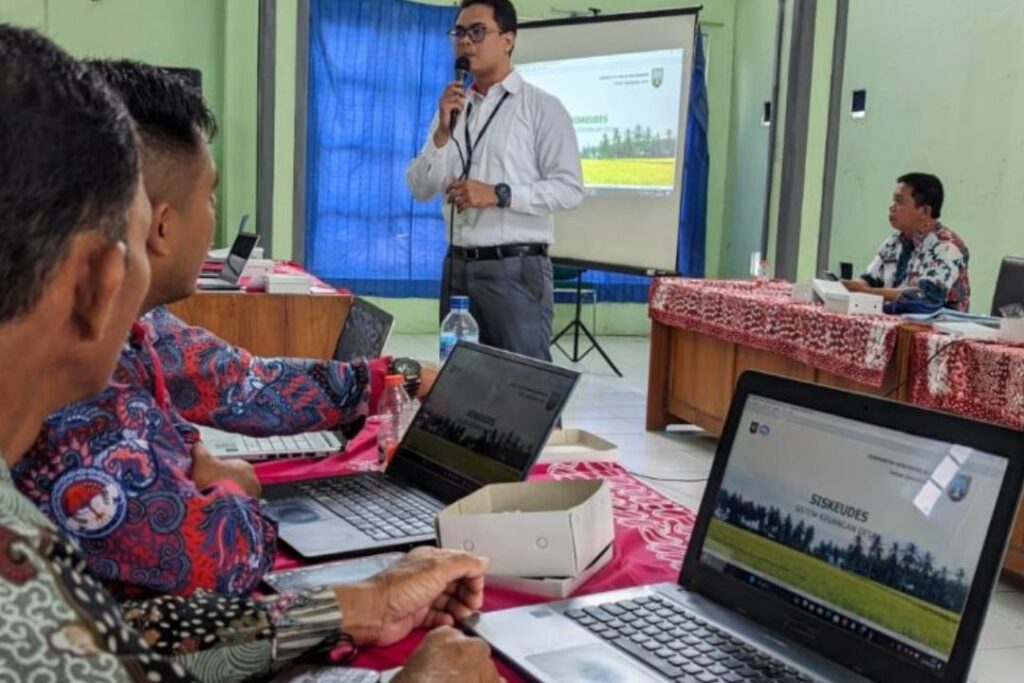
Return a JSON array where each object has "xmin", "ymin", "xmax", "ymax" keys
[{"xmin": 167, "ymin": 290, "xmax": 352, "ymax": 359}]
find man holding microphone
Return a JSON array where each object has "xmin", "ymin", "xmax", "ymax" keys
[{"xmin": 406, "ymin": 0, "xmax": 584, "ymax": 362}]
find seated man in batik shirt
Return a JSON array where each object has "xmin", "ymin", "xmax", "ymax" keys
[{"xmin": 844, "ymin": 172, "xmax": 970, "ymax": 313}]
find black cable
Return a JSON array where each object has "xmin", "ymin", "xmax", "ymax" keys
[
  {"xmin": 882, "ymin": 336, "xmax": 961, "ymax": 399},
  {"xmin": 624, "ymin": 469, "xmax": 709, "ymax": 484}
]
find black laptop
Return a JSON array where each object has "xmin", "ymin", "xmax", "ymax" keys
[
  {"xmin": 262, "ymin": 342, "xmax": 580, "ymax": 558},
  {"xmin": 197, "ymin": 216, "xmax": 258, "ymax": 291},
  {"xmin": 333, "ymin": 297, "xmax": 396, "ymax": 362},
  {"xmin": 470, "ymin": 371, "xmax": 1024, "ymax": 683}
]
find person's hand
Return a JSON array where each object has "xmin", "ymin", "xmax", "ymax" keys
[
  {"xmin": 190, "ymin": 443, "xmax": 261, "ymax": 497},
  {"xmin": 333, "ymin": 547, "xmax": 488, "ymax": 647},
  {"xmin": 434, "ymin": 82, "xmax": 467, "ymax": 147},
  {"xmin": 392, "ymin": 626, "xmax": 504, "ymax": 683},
  {"xmin": 446, "ymin": 179, "xmax": 497, "ymax": 212},
  {"xmin": 841, "ymin": 278, "xmax": 869, "ymax": 293},
  {"xmin": 417, "ymin": 362, "xmax": 438, "ymax": 399}
]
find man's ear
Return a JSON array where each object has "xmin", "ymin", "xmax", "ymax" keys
[
  {"xmin": 505, "ymin": 32, "xmax": 516, "ymax": 57},
  {"xmin": 71, "ymin": 234, "xmax": 126, "ymax": 343},
  {"xmin": 147, "ymin": 200, "xmax": 173, "ymax": 257}
]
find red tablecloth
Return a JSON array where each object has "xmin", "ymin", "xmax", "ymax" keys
[
  {"xmin": 648, "ymin": 278, "xmax": 903, "ymax": 387},
  {"xmin": 907, "ymin": 332, "xmax": 1024, "ymax": 430},
  {"xmin": 254, "ymin": 420, "xmax": 697, "ymax": 675}
]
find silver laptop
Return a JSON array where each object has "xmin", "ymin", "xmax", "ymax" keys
[
  {"xmin": 333, "ymin": 296, "xmax": 396, "ymax": 362},
  {"xmin": 198, "ymin": 425, "xmax": 345, "ymax": 462},
  {"xmin": 261, "ymin": 342, "xmax": 580, "ymax": 558},
  {"xmin": 469, "ymin": 371, "xmax": 1024, "ymax": 683},
  {"xmin": 197, "ymin": 216, "xmax": 258, "ymax": 291}
]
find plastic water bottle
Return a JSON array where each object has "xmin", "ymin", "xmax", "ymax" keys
[
  {"xmin": 439, "ymin": 295, "xmax": 479, "ymax": 363},
  {"xmin": 377, "ymin": 374, "xmax": 412, "ymax": 464}
]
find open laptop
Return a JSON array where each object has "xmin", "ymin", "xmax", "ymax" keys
[
  {"xmin": 261, "ymin": 342, "xmax": 580, "ymax": 558},
  {"xmin": 197, "ymin": 216, "xmax": 258, "ymax": 291},
  {"xmin": 470, "ymin": 371, "xmax": 1024, "ymax": 683},
  {"xmin": 333, "ymin": 296, "xmax": 396, "ymax": 362}
]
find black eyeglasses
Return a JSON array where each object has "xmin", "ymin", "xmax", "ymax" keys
[{"xmin": 447, "ymin": 24, "xmax": 502, "ymax": 43}]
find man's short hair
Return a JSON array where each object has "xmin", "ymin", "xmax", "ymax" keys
[
  {"xmin": 0, "ymin": 25, "xmax": 139, "ymax": 324},
  {"xmin": 897, "ymin": 172, "xmax": 944, "ymax": 219},
  {"xmin": 460, "ymin": 0, "xmax": 518, "ymax": 34},
  {"xmin": 86, "ymin": 59, "xmax": 218, "ymax": 157}
]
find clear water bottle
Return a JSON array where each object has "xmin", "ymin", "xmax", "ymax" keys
[
  {"xmin": 439, "ymin": 295, "xmax": 479, "ymax": 363},
  {"xmin": 377, "ymin": 374, "xmax": 412, "ymax": 464}
]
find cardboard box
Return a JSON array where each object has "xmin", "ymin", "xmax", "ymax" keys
[
  {"xmin": 823, "ymin": 291, "xmax": 883, "ymax": 316},
  {"xmin": 485, "ymin": 542, "xmax": 614, "ymax": 598},
  {"xmin": 540, "ymin": 429, "xmax": 618, "ymax": 463},
  {"xmin": 436, "ymin": 479, "xmax": 614, "ymax": 578}
]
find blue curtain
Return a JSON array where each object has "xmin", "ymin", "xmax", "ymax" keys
[
  {"xmin": 305, "ymin": 7, "xmax": 708, "ymax": 302},
  {"xmin": 305, "ymin": 0, "xmax": 456, "ymax": 297},
  {"xmin": 578, "ymin": 28, "xmax": 710, "ymax": 302}
]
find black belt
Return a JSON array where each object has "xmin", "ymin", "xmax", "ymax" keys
[{"xmin": 449, "ymin": 243, "xmax": 548, "ymax": 261}]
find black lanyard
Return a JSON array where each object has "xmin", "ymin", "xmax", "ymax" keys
[{"xmin": 461, "ymin": 91, "xmax": 511, "ymax": 179}]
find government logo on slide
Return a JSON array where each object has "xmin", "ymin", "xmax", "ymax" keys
[
  {"xmin": 651, "ymin": 67, "xmax": 664, "ymax": 88},
  {"xmin": 947, "ymin": 474, "xmax": 972, "ymax": 503}
]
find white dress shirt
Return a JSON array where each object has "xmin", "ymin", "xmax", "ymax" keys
[{"xmin": 406, "ymin": 69, "xmax": 584, "ymax": 248}]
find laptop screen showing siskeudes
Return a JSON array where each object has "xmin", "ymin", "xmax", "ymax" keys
[
  {"xmin": 682, "ymin": 372, "xmax": 1024, "ymax": 683},
  {"xmin": 333, "ymin": 297, "xmax": 395, "ymax": 362},
  {"xmin": 386, "ymin": 342, "xmax": 580, "ymax": 505}
]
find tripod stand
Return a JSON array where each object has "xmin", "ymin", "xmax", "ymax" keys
[{"xmin": 550, "ymin": 268, "xmax": 622, "ymax": 377}]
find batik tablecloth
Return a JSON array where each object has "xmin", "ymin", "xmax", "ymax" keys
[
  {"xmin": 907, "ymin": 332, "xmax": 1024, "ymax": 430},
  {"xmin": 648, "ymin": 278, "xmax": 903, "ymax": 387}
]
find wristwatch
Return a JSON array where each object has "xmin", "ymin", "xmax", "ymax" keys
[
  {"xmin": 495, "ymin": 182, "xmax": 511, "ymax": 208},
  {"xmin": 389, "ymin": 357, "xmax": 422, "ymax": 397}
]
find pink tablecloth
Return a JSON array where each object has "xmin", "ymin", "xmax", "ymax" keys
[
  {"xmin": 648, "ymin": 278, "xmax": 903, "ymax": 387},
  {"xmin": 254, "ymin": 420, "xmax": 697, "ymax": 675},
  {"xmin": 907, "ymin": 332, "xmax": 1024, "ymax": 430}
]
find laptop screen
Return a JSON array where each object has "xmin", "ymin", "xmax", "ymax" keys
[
  {"xmin": 698, "ymin": 395, "xmax": 1009, "ymax": 675},
  {"xmin": 394, "ymin": 343, "xmax": 578, "ymax": 497},
  {"xmin": 221, "ymin": 227, "xmax": 258, "ymax": 284},
  {"xmin": 333, "ymin": 298, "xmax": 395, "ymax": 362}
]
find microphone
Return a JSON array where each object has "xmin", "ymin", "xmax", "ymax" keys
[{"xmin": 450, "ymin": 56, "xmax": 471, "ymax": 132}]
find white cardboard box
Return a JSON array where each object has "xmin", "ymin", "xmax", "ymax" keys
[
  {"xmin": 823, "ymin": 291, "xmax": 883, "ymax": 316},
  {"xmin": 436, "ymin": 479, "xmax": 614, "ymax": 578},
  {"xmin": 539, "ymin": 429, "xmax": 618, "ymax": 463},
  {"xmin": 485, "ymin": 542, "xmax": 614, "ymax": 598}
]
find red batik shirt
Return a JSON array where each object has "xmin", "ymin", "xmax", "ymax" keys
[
  {"xmin": 13, "ymin": 323, "xmax": 277, "ymax": 599},
  {"xmin": 141, "ymin": 306, "xmax": 388, "ymax": 436}
]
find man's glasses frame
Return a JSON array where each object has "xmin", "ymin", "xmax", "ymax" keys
[{"xmin": 447, "ymin": 23, "xmax": 504, "ymax": 43}]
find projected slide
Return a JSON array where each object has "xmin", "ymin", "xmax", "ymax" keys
[{"xmin": 518, "ymin": 48, "xmax": 685, "ymax": 196}]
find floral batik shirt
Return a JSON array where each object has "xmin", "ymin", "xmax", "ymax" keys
[
  {"xmin": 13, "ymin": 323, "xmax": 277, "ymax": 599},
  {"xmin": 142, "ymin": 306, "xmax": 387, "ymax": 437},
  {"xmin": 0, "ymin": 456, "xmax": 343, "ymax": 683},
  {"xmin": 861, "ymin": 220, "xmax": 970, "ymax": 311}
]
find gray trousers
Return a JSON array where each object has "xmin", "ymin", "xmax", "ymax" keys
[{"xmin": 440, "ymin": 253, "xmax": 554, "ymax": 362}]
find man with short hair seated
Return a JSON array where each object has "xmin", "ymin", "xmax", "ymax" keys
[
  {"xmin": 843, "ymin": 172, "xmax": 970, "ymax": 313},
  {"xmin": 14, "ymin": 59, "xmax": 421, "ymax": 600},
  {"xmin": 0, "ymin": 24, "xmax": 499, "ymax": 682}
]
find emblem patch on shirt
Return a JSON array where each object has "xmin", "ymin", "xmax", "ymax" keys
[{"xmin": 52, "ymin": 469, "xmax": 127, "ymax": 539}]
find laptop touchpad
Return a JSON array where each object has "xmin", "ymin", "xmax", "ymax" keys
[
  {"xmin": 264, "ymin": 500, "xmax": 328, "ymax": 525},
  {"xmin": 526, "ymin": 644, "xmax": 662, "ymax": 682}
]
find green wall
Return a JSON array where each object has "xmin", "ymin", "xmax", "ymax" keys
[
  {"xmin": 828, "ymin": 0, "xmax": 1024, "ymax": 313},
  {"xmin": 719, "ymin": 0, "xmax": 777, "ymax": 278},
  {"xmin": 0, "ymin": 0, "xmax": 258, "ymax": 247}
]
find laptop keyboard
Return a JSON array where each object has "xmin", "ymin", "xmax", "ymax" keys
[
  {"xmin": 565, "ymin": 594, "xmax": 813, "ymax": 682},
  {"xmin": 296, "ymin": 475, "xmax": 441, "ymax": 542},
  {"xmin": 238, "ymin": 431, "xmax": 338, "ymax": 456}
]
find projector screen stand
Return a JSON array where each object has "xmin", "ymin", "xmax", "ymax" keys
[{"xmin": 550, "ymin": 269, "xmax": 622, "ymax": 377}]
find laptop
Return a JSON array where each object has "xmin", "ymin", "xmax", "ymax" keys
[
  {"xmin": 333, "ymin": 297, "xmax": 396, "ymax": 362},
  {"xmin": 197, "ymin": 425, "xmax": 345, "ymax": 462},
  {"xmin": 469, "ymin": 371, "xmax": 1024, "ymax": 683},
  {"xmin": 261, "ymin": 342, "xmax": 580, "ymax": 558},
  {"xmin": 197, "ymin": 216, "xmax": 258, "ymax": 291}
]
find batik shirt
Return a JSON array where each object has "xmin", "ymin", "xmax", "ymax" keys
[
  {"xmin": 0, "ymin": 457, "xmax": 344, "ymax": 683},
  {"xmin": 862, "ymin": 221, "xmax": 970, "ymax": 311},
  {"xmin": 142, "ymin": 306, "xmax": 387, "ymax": 437},
  {"xmin": 13, "ymin": 324, "xmax": 277, "ymax": 599}
]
